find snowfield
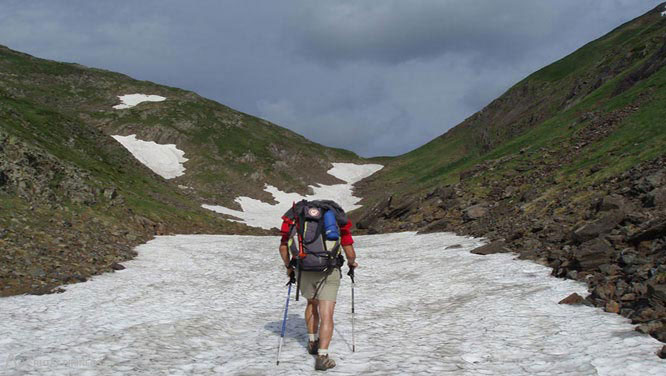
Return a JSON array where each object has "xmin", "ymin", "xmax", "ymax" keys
[
  {"xmin": 1, "ymin": 232, "xmax": 664, "ymax": 375},
  {"xmin": 203, "ymin": 163, "xmax": 383, "ymax": 229},
  {"xmin": 112, "ymin": 94, "xmax": 166, "ymax": 109},
  {"xmin": 112, "ymin": 134, "xmax": 188, "ymax": 179}
]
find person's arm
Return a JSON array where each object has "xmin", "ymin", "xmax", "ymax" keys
[
  {"xmin": 279, "ymin": 244, "xmax": 294, "ymax": 276},
  {"xmin": 342, "ymin": 244, "xmax": 358, "ymax": 269},
  {"xmin": 340, "ymin": 221, "xmax": 358, "ymax": 269},
  {"xmin": 279, "ymin": 217, "xmax": 294, "ymax": 276}
]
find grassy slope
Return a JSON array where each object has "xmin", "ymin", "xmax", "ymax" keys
[
  {"xmin": 0, "ymin": 45, "xmax": 362, "ymax": 208},
  {"xmin": 360, "ymin": 5, "xmax": 666, "ymax": 202},
  {"xmin": 0, "ymin": 44, "xmax": 361, "ymax": 295}
]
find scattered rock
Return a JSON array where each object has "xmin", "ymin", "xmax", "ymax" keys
[
  {"xmin": 386, "ymin": 196, "xmax": 419, "ymax": 219},
  {"xmin": 574, "ymin": 238, "xmax": 614, "ymax": 270},
  {"xmin": 463, "ymin": 204, "xmax": 488, "ymax": 222},
  {"xmin": 658, "ymin": 345, "xmax": 666, "ymax": 359},
  {"xmin": 430, "ymin": 185, "xmax": 456, "ymax": 200},
  {"xmin": 642, "ymin": 188, "xmax": 666, "ymax": 208},
  {"xmin": 597, "ymin": 194, "xmax": 631, "ymax": 212},
  {"xmin": 110, "ymin": 262, "xmax": 126, "ymax": 271},
  {"xmin": 508, "ymin": 231, "xmax": 523, "ymax": 241},
  {"xmin": 572, "ymin": 210, "xmax": 624, "ymax": 243},
  {"xmin": 417, "ymin": 218, "xmax": 450, "ymax": 234},
  {"xmin": 636, "ymin": 320, "xmax": 663, "ymax": 335},
  {"xmin": 471, "ymin": 240, "xmax": 511, "ymax": 255},
  {"xmin": 103, "ymin": 187, "xmax": 118, "ymax": 200},
  {"xmin": 628, "ymin": 219, "xmax": 666, "ymax": 244},
  {"xmin": 605, "ymin": 300, "xmax": 621, "ymax": 313},
  {"xmin": 647, "ymin": 283, "xmax": 666, "ymax": 310},
  {"xmin": 559, "ymin": 292, "xmax": 585, "ymax": 305}
]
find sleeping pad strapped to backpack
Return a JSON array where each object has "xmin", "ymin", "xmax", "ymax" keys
[{"xmin": 285, "ymin": 200, "xmax": 348, "ymax": 272}]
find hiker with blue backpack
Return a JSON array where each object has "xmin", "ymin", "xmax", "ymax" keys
[{"xmin": 277, "ymin": 199, "xmax": 358, "ymax": 371}]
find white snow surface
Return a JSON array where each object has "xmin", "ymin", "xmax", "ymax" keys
[
  {"xmin": 203, "ymin": 163, "xmax": 383, "ymax": 229},
  {"xmin": 112, "ymin": 134, "xmax": 188, "ymax": 179},
  {"xmin": 112, "ymin": 94, "xmax": 166, "ymax": 109},
  {"xmin": 1, "ymin": 232, "xmax": 664, "ymax": 375}
]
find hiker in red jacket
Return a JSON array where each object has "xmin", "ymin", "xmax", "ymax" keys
[{"xmin": 278, "ymin": 200, "xmax": 358, "ymax": 371}]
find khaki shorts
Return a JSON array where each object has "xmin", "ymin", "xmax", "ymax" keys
[{"xmin": 299, "ymin": 269, "xmax": 341, "ymax": 301}]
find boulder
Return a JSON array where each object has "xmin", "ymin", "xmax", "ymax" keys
[
  {"xmin": 574, "ymin": 238, "xmax": 615, "ymax": 270},
  {"xmin": 647, "ymin": 283, "xmax": 666, "ymax": 309},
  {"xmin": 502, "ymin": 186, "xmax": 518, "ymax": 199},
  {"xmin": 592, "ymin": 282, "xmax": 617, "ymax": 301},
  {"xmin": 636, "ymin": 320, "xmax": 663, "ymax": 335},
  {"xmin": 628, "ymin": 219, "xmax": 666, "ymax": 244},
  {"xmin": 463, "ymin": 204, "xmax": 488, "ymax": 222},
  {"xmin": 431, "ymin": 185, "xmax": 456, "ymax": 200},
  {"xmin": 634, "ymin": 171, "xmax": 665, "ymax": 193},
  {"xmin": 621, "ymin": 293, "xmax": 637, "ymax": 302},
  {"xmin": 471, "ymin": 240, "xmax": 511, "ymax": 255},
  {"xmin": 572, "ymin": 210, "xmax": 625, "ymax": 243},
  {"xmin": 417, "ymin": 219, "xmax": 450, "ymax": 234},
  {"xmin": 386, "ymin": 197, "xmax": 418, "ymax": 219},
  {"xmin": 103, "ymin": 187, "xmax": 118, "ymax": 200},
  {"xmin": 650, "ymin": 326, "xmax": 666, "ymax": 343},
  {"xmin": 620, "ymin": 249, "xmax": 645, "ymax": 266},
  {"xmin": 110, "ymin": 262, "xmax": 125, "ymax": 271},
  {"xmin": 605, "ymin": 300, "xmax": 621, "ymax": 313},
  {"xmin": 643, "ymin": 188, "xmax": 666, "ymax": 208},
  {"xmin": 559, "ymin": 292, "xmax": 584, "ymax": 305},
  {"xmin": 659, "ymin": 345, "xmax": 666, "ymax": 359},
  {"xmin": 355, "ymin": 196, "xmax": 391, "ymax": 230},
  {"xmin": 597, "ymin": 194, "xmax": 631, "ymax": 213}
]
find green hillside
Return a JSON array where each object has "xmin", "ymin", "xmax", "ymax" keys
[
  {"xmin": 0, "ymin": 45, "xmax": 362, "ymax": 295},
  {"xmin": 360, "ymin": 4, "xmax": 666, "ymax": 195}
]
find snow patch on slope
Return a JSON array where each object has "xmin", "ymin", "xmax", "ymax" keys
[
  {"xmin": 113, "ymin": 94, "xmax": 166, "ymax": 109},
  {"xmin": 203, "ymin": 163, "xmax": 383, "ymax": 229},
  {"xmin": 112, "ymin": 134, "xmax": 188, "ymax": 179},
  {"xmin": 1, "ymin": 232, "xmax": 664, "ymax": 375}
]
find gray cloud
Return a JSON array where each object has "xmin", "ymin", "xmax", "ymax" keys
[{"xmin": 0, "ymin": 0, "xmax": 662, "ymax": 157}]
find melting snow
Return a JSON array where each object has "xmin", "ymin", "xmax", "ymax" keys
[
  {"xmin": 112, "ymin": 134, "xmax": 188, "ymax": 179},
  {"xmin": 113, "ymin": 94, "xmax": 166, "ymax": 109},
  {"xmin": 203, "ymin": 163, "xmax": 383, "ymax": 229},
  {"xmin": 1, "ymin": 232, "xmax": 664, "ymax": 375}
]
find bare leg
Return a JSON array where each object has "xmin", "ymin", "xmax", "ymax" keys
[
  {"xmin": 317, "ymin": 300, "xmax": 336, "ymax": 350},
  {"xmin": 305, "ymin": 299, "xmax": 319, "ymax": 336}
]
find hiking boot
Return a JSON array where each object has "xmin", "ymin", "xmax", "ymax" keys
[
  {"xmin": 315, "ymin": 354, "xmax": 336, "ymax": 371},
  {"xmin": 308, "ymin": 340, "xmax": 319, "ymax": 355}
]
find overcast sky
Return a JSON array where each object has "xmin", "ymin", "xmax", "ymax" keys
[{"xmin": 0, "ymin": 1, "xmax": 662, "ymax": 157}]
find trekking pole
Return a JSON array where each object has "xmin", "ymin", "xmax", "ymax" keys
[
  {"xmin": 276, "ymin": 271, "xmax": 296, "ymax": 366},
  {"xmin": 347, "ymin": 267, "xmax": 356, "ymax": 352}
]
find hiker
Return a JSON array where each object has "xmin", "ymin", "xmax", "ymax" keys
[{"xmin": 278, "ymin": 200, "xmax": 358, "ymax": 371}]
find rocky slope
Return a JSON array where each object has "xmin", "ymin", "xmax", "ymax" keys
[
  {"xmin": 0, "ymin": 45, "xmax": 363, "ymax": 296},
  {"xmin": 354, "ymin": 4, "xmax": 666, "ymax": 347}
]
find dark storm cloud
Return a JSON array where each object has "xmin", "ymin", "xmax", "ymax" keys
[
  {"xmin": 0, "ymin": 0, "xmax": 663, "ymax": 157},
  {"xmin": 288, "ymin": 0, "xmax": 560, "ymax": 65}
]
